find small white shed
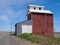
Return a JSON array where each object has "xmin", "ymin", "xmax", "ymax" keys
[{"xmin": 15, "ymin": 20, "xmax": 32, "ymax": 34}]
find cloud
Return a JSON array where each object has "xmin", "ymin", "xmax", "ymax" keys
[
  {"xmin": 0, "ymin": 0, "xmax": 48, "ymax": 21},
  {"xmin": 0, "ymin": 0, "xmax": 28, "ymax": 21},
  {"xmin": 0, "ymin": 16, "xmax": 9, "ymax": 21},
  {"xmin": 0, "ymin": 0, "xmax": 51, "ymax": 21},
  {"xmin": 8, "ymin": 0, "xmax": 36, "ymax": 11},
  {"xmin": 0, "ymin": 0, "xmax": 50, "ymax": 31}
]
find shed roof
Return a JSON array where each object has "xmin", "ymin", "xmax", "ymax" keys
[{"xmin": 15, "ymin": 20, "xmax": 32, "ymax": 26}]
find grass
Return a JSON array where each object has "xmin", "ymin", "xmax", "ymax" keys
[
  {"xmin": 16, "ymin": 33, "xmax": 42, "ymax": 43},
  {"xmin": 16, "ymin": 33, "xmax": 60, "ymax": 45}
]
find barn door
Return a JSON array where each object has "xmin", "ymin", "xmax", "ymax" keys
[{"xmin": 22, "ymin": 25, "xmax": 32, "ymax": 33}]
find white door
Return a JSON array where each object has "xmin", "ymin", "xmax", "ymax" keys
[{"xmin": 22, "ymin": 25, "xmax": 32, "ymax": 33}]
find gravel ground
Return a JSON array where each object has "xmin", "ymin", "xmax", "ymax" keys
[{"xmin": 0, "ymin": 32, "xmax": 40, "ymax": 45}]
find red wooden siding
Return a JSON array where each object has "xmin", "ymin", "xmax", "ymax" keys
[{"xmin": 28, "ymin": 13, "xmax": 54, "ymax": 37}]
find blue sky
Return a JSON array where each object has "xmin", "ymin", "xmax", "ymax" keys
[{"xmin": 0, "ymin": 0, "xmax": 60, "ymax": 32}]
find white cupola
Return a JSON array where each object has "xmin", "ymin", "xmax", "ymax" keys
[
  {"xmin": 28, "ymin": 5, "xmax": 53, "ymax": 14},
  {"xmin": 29, "ymin": 5, "xmax": 44, "ymax": 10}
]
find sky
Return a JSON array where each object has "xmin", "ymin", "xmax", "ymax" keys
[{"xmin": 0, "ymin": 0, "xmax": 60, "ymax": 32}]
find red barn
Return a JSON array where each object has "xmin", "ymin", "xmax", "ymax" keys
[{"xmin": 15, "ymin": 5, "xmax": 54, "ymax": 37}]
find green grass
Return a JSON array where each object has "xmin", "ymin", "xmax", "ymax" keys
[
  {"xmin": 16, "ymin": 33, "xmax": 60, "ymax": 45},
  {"xmin": 16, "ymin": 33, "xmax": 42, "ymax": 43}
]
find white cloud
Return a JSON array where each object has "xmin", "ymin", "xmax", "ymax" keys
[
  {"xmin": 0, "ymin": 16, "xmax": 9, "ymax": 21},
  {"xmin": 0, "ymin": 0, "xmax": 50, "ymax": 21},
  {"xmin": 0, "ymin": 0, "xmax": 50, "ymax": 31},
  {"xmin": 0, "ymin": 0, "xmax": 47, "ymax": 21},
  {"xmin": 0, "ymin": 0, "xmax": 27, "ymax": 21}
]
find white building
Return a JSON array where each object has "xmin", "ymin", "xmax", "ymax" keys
[{"xmin": 15, "ymin": 20, "xmax": 32, "ymax": 34}]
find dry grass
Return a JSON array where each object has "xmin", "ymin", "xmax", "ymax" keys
[
  {"xmin": 16, "ymin": 33, "xmax": 60, "ymax": 45},
  {"xmin": 54, "ymin": 32, "xmax": 60, "ymax": 38}
]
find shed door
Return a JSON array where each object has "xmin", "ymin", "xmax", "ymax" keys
[{"xmin": 22, "ymin": 25, "xmax": 32, "ymax": 33}]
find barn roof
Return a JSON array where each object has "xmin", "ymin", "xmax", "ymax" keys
[
  {"xmin": 28, "ymin": 9, "xmax": 53, "ymax": 14},
  {"xmin": 15, "ymin": 20, "xmax": 32, "ymax": 26}
]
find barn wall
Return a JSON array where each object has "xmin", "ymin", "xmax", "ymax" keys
[
  {"xmin": 28, "ymin": 14, "xmax": 31, "ymax": 20},
  {"xmin": 16, "ymin": 23, "xmax": 22, "ymax": 34},
  {"xmin": 15, "ymin": 24, "xmax": 17, "ymax": 34},
  {"xmin": 46, "ymin": 14, "xmax": 54, "ymax": 36},
  {"xmin": 31, "ymin": 13, "xmax": 54, "ymax": 36},
  {"xmin": 32, "ymin": 13, "xmax": 45, "ymax": 34}
]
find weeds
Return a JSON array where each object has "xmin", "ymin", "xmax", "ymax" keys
[{"xmin": 16, "ymin": 33, "xmax": 60, "ymax": 45}]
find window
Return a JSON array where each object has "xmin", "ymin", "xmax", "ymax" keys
[
  {"xmin": 29, "ymin": 7, "xmax": 30, "ymax": 9},
  {"xmin": 34, "ymin": 7, "xmax": 36, "ymax": 10},
  {"xmin": 39, "ymin": 8, "xmax": 41, "ymax": 10}
]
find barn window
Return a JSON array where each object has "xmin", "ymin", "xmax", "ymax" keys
[
  {"xmin": 34, "ymin": 7, "xmax": 36, "ymax": 10},
  {"xmin": 29, "ymin": 7, "xmax": 30, "ymax": 9},
  {"xmin": 39, "ymin": 8, "xmax": 41, "ymax": 10}
]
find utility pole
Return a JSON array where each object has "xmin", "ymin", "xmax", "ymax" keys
[
  {"xmin": 1, "ymin": 24, "xmax": 2, "ymax": 31},
  {"xmin": 11, "ymin": 22, "xmax": 12, "ymax": 34}
]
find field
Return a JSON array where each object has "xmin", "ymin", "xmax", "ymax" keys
[
  {"xmin": 54, "ymin": 32, "xmax": 60, "ymax": 38},
  {"xmin": 16, "ymin": 33, "xmax": 60, "ymax": 45}
]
